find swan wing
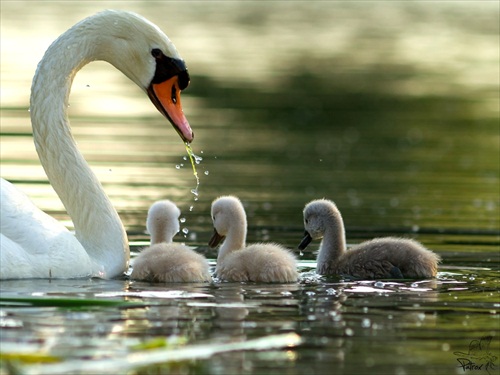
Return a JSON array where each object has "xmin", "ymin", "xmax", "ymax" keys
[{"xmin": 0, "ymin": 178, "xmax": 92, "ymax": 279}]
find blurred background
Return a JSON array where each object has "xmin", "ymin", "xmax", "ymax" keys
[{"xmin": 1, "ymin": 1, "xmax": 498, "ymax": 257}]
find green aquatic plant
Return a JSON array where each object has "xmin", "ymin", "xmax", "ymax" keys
[{"xmin": 0, "ymin": 296, "xmax": 142, "ymax": 308}]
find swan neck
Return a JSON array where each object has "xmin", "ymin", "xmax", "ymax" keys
[
  {"xmin": 151, "ymin": 233, "xmax": 165, "ymax": 245},
  {"xmin": 29, "ymin": 23, "xmax": 128, "ymax": 277},
  {"xmin": 218, "ymin": 216, "xmax": 247, "ymax": 263},
  {"xmin": 317, "ymin": 214, "xmax": 347, "ymax": 268},
  {"xmin": 150, "ymin": 230, "xmax": 173, "ymax": 245}
]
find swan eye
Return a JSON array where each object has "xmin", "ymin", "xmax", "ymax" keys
[
  {"xmin": 151, "ymin": 48, "xmax": 163, "ymax": 58},
  {"xmin": 305, "ymin": 219, "xmax": 309, "ymax": 224}
]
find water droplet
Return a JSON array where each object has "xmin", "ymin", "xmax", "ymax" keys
[
  {"xmin": 180, "ymin": 217, "xmax": 186, "ymax": 223},
  {"xmin": 361, "ymin": 318, "xmax": 371, "ymax": 328},
  {"xmin": 204, "ymin": 170, "xmax": 209, "ymax": 175},
  {"xmin": 189, "ymin": 206, "xmax": 194, "ymax": 212},
  {"xmin": 299, "ymin": 250, "xmax": 304, "ymax": 257},
  {"xmin": 183, "ymin": 156, "xmax": 187, "ymax": 161},
  {"xmin": 374, "ymin": 281, "xmax": 384, "ymax": 288},
  {"xmin": 175, "ymin": 165, "xmax": 181, "ymax": 169},
  {"xmin": 182, "ymin": 228, "xmax": 189, "ymax": 235},
  {"xmin": 185, "ymin": 144, "xmax": 201, "ymax": 201},
  {"xmin": 344, "ymin": 328, "xmax": 354, "ymax": 336}
]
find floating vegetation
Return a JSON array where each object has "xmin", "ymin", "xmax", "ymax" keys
[
  {"xmin": 14, "ymin": 333, "xmax": 302, "ymax": 374},
  {"xmin": 130, "ymin": 336, "xmax": 188, "ymax": 351},
  {"xmin": 0, "ymin": 352, "xmax": 61, "ymax": 364},
  {"xmin": 0, "ymin": 296, "xmax": 140, "ymax": 308}
]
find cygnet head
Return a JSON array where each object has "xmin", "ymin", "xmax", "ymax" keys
[
  {"xmin": 146, "ymin": 200, "xmax": 181, "ymax": 245},
  {"xmin": 299, "ymin": 199, "xmax": 344, "ymax": 250},
  {"xmin": 74, "ymin": 10, "xmax": 193, "ymax": 142},
  {"xmin": 209, "ymin": 195, "xmax": 247, "ymax": 248}
]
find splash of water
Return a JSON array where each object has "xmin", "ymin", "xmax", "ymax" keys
[{"xmin": 185, "ymin": 143, "xmax": 202, "ymax": 200}]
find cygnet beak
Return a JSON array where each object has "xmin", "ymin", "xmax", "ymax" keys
[
  {"xmin": 209, "ymin": 228, "xmax": 225, "ymax": 248},
  {"xmin": 298, "ymin": 231, "xmax": 312, "ymax": 250}
]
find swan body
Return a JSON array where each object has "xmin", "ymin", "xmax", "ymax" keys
[
  {"xmin": 209, "ymin": 196, "xmax": 298, "ymax": 283},
  {"xmin": 0, "ymin": 10, "xmax": 193, "ymax": 279},
  {"xmin": 298, "ymin": 199, "xmax": 440, "ymax": 279},
  {"xmin": 131, "ymin": 201, "xmax": 211, "ymax": 283}
]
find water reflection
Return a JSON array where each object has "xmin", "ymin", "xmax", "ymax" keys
[{"xmin": 1, "ymin": 268, "xmax": 499, "ymax": 373}]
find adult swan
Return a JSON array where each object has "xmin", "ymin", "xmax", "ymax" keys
[{"xmin": 0, "ymin": 10, "xmax": 193, "ymax": 279}]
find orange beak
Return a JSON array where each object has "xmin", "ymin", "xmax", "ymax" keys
[{"xmin": 147, "ymin": 75, "xmax": 193, "ymax": 143}]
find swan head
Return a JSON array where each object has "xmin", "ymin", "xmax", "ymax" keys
[
  {"xmin": 88, "ymin": 10, "xmax": 193, "ymax": 142},
  {"xmin": 209, "ymin": 195, "xmax": 246, "ymax": 248},
  {"xmin": 146, "ymin": 200, "xmax": 181, "ymax": 244},
  {"xmin": 298, "ymin": 199, "xmax": 341, "ymax": 250}
]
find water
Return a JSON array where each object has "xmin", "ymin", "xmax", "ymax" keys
[
  {"xmin": 1, "ymin": 2, "xmax": 499, "ymax": 374},
  {"xmin": 185, "ymin": 143, "xmax": 202, "ymax": 201}
]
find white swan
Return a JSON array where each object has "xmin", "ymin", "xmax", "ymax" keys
[
  {"xmin": 298, "ymin": 199, "xmax": 441, "ymax": 279},
  {"xmin": 130, "ymin": 200, "xmax": 211, "ymax": 283},
  {"xmin": 0, "ymin": 10, "xmax": 193, "ymax": 279},
  {"xmin": 209, "ymin": 196, "xmax": 298, "ymax": 283}
]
